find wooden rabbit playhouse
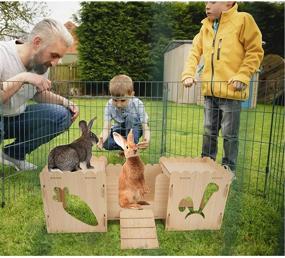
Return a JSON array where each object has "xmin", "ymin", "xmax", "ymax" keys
[{"xmin": 40, "ymin": 155, "xmax": 234, "ymax": 249}]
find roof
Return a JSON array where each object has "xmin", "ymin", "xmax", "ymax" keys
[
  {"xmin": 64, "ymin": 21, "xmax": 78, "ymax": 54},
  {"xmin": 164, "ymin": 40, "xmax": 193, "ymax": 53}
]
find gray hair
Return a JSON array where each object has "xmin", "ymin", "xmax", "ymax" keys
[{"xmin": 28, "ymin": 18, "xmax": 73, "ymax": 47}]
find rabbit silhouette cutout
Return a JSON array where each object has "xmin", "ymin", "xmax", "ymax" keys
[
  {"xmin": 53, "ymin": 187, "xmax": 98, "ymax": 226},
  {"xmin": 178, "ymin": 183, "xmax": 219, "ymax": 219}
]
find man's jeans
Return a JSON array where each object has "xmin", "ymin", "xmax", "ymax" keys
[
  {"xmin": 0, "ymin": 104, "xmax": 72, "ymax": 160},
  {"xmin": 202, "ymin": 96, "xmax": 241, "ymax": 171},
  {"xmin": 103, "ymin": 115, "xmax": 143, "ymax": 150}
]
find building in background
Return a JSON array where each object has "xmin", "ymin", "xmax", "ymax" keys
[
  {"xmin": 48, "ymin": 21, "xmax": 80, "ymax": 95},
  {"xmin": 62, "ymin": 21, "xmax": 78, "ymax": 64},
  {"xmin": 164, "ymin": 40, "xmax": 263, "ymax": 109},
  {"xmin": 163, "ymin": 40, "xmax": 203, "ymax": 104}
]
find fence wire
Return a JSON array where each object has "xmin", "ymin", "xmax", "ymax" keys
[{"xmin": 0, "ymin": 80, "xmax": 284, "ymax": 211}]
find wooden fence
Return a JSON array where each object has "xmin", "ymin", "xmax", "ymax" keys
[{"xmin": 48, "ymin": 64, "xmax": 81, "ymax": 97}]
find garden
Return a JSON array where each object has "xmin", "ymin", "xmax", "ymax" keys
[
  {"xmin": 0, "ymin": 1, "xmax": 284, "ymax": 256},
  {"xmin": 1, "ymin": 95, "xmax": 284, "ymax": 255}
]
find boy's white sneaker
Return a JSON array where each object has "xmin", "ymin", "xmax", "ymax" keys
[{"xmin": 1, "ymin": 151, "xmax": 38, "ymax": 171}]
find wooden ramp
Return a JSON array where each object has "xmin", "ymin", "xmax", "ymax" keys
[{"xmin": 120, "ymin": 209, "xmax": 159, "ymax": 249}]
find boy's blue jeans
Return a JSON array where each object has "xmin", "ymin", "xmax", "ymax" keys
[
  {"xmin": 103, "ymin": 115, "xmax": 143, "ymax": 150},
  {"xmin": 0, "ymin": 104, "xmax": 72, "ymax": 160},
  {"xmin": 202, "ymin": 96, "xmax": 241, "ymax": 171}
]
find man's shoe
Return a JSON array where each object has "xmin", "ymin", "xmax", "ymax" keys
[{"xmin": 1, "ymin": 152, "xmax": 38, "ymax": 171}]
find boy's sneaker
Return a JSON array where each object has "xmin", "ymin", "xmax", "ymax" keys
[{"xmin": 1, "ymin": 151, "xmax": 38, "ymax": 171}]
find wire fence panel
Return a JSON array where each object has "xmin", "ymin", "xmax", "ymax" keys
[
  {"xmin": 1, "ymin": 80, "xmax": 284, "ymax": 211},
  {"xmin": 264, "ymin": 94, "xmax": 284, "ymax": 210}
]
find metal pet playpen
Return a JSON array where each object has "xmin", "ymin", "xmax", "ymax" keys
[{"xmin": 1, "ymin": 79, "xmax": 284, "ymax": 213}]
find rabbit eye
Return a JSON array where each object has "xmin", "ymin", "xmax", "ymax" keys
[{"xmin": 126, "ymin": 146, "xmax": 128, "ymax": 149}]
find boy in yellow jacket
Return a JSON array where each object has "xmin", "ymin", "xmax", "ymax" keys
[{"xmin": 182, "ymin": 2, "xmax": 264, "ymax": 171}]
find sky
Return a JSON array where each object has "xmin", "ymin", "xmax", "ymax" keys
[
  {"xmin": 44, "ymin": 0, "xmax": 272, "ymax": 25},
  {"xmin": 45, "ymin": 1, "xmax": 81, "ymax": 25},
  {"xmin": 42, "ymin": 0, "xmax": 273, "ymax": 26}
]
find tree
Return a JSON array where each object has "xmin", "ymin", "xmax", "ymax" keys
[
  {"xmin": 148, "ymin": 2, "xmax": 205, "ymax": 80},
  {"xmin": 76, "ymin": 1, "xmax": 154, "ymax": 82},
  {"xmin": 75, "ymin": 2, "xmax": 205, "ymax": 82},
  {"xmin": 0, "ymin": 1, "xmax": 49, "ymax": 40},
  {"xmin": 75, "ymin": 2, "xmax": 284, "ymax": 83},
  {"xmin": 148, "ymin": 2, "xmax": 176, "ymax": 81},
  {"xmin": 239, "ymin": 2, "xmax": 284, "ymax": 56}
]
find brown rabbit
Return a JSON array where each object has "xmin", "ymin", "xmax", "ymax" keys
[
  {"xmin": 48, "ymin": 117, "xmax": 98, "ymax": 172},
  {"xmin": 113, "ymin": 129, "xmax": 149, "ymax": 209}
]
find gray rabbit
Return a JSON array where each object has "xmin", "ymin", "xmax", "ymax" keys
[{"xmin": 48, "ymin": 117, "xmax": 99, "ymax": 172}]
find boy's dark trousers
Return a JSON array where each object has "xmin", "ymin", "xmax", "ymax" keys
[
  {"xmin": 201, "ymin": 96, "xmax": 241, "ymax": 171},
  {"xmin": 103, "ymin": 115, "xmax": 143, "ymax": 150}
]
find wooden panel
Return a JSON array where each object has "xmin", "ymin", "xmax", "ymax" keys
[
  {"xmin": 120, "ymin": 209, "xmax": 159, "ymax": 249},
  {"xmin": 106, "ymin": 165, "xmax": 121, "ymax": 219},
  {"xmin": 144, "ymin": 164, "xmax": 162, "ymax": 200},
  {"xmin": 121, "ymin": 228, "xmax": 157, "ymax": 239},
  {"xmin": 120, "ymin": 209, "xmax": 154, "ymax": 219},
  {"xmin": 160, "ymin": 156, "xmax": 234, "ymax": 231},
  {"xmin": 40, "ymin": 156, "xmax": 108, "ymax": 233},
  {"xmin": 121, "ymin": 239, "xmax": 159, "ymax": 250},
  {"xmin": 120, "ymin": 218, "xmax": 155, "ymax": 228},
  {"xmin": 106, "ymin": 164, "xmax": 167, "ymax": 220},
  {"xmin": 154, "ymin": 174, "xmax": 169, "ymax": 219},
  {"xmin": 160, "ymin": 156, "xmax": 219, "ymax": 176}
]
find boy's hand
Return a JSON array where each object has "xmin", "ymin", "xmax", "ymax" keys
[
  {"xmin": 137, "ymin": 139, "xmax": 149, "ymax": 150},
  {"xmin": 183, "ymin": 77, "xmax": 196, "ymax": 88},
  {"xmin": 97, "ymin": 137, "xmax": 104, "ymax": 150},
  {"xmin": 229, "ymin": 80, "xmax": 247, "ymax": 91}
]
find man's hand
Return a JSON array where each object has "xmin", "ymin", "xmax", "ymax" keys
[
  {"xmin": 228, "ymin": 80, "xmax": 247, "ymax": 92},
  {"xmin": 62, "ymin": 99, "xmax": 79, "ymax": 122},
  {"xmin": 2, "ymin": 72, "xmax": 52, "ymax": 104},
  {"xmin": 182, "ymin": 77, "xmax": 196, "ymax": 88},
  {"xmin": 19, "ymin": 72, "xmax": 51, "ymax": 92},
  {"xmin": 68, "ymin": 103, "xmax": 79, "ymax": 122}
]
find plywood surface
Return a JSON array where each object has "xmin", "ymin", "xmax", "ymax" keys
[
  {"xmin": 106, "ymin": 164, "xmax": 167, "ymax": 220},
  {"xmin": 160, "ymin": 156, "xmax": 232, "ymax": 177},
  {"xmin": 160, "ymin": 156, "xmax": 234, "ymax": 231},
  {"xmin": 120, "ymin": 209, "xmax": 159, "ymax": 249},
  {"xmin": 40, "ymin": 155, "xmax": 234, "ymax": 234},
  {"xmin": 40, "ymin": 156, "xmax": 108, "ymax": 233}
]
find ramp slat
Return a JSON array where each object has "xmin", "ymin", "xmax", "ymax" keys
[
  {"xmin": 121, "ymin": 239, "xmax": 159, "ymax": 249},
  {"xmin": 121, "ymin": 228, "xmax": 157, "ymax": 239},
  {"xmin": 120, "ymin": 218, "xmax": 155, "ymax": 228},
  {"xmin": 120, "ymin": 209, "xmax": 159, "ymax": 249}
]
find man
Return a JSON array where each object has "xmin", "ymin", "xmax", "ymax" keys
[{"xmin": 0, "ymin": 19, "xmax": 79, "ymax": 171}]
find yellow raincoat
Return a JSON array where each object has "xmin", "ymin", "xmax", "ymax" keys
[{"xmin": 181, "ymin": 3, "xmax": 264, "ymax": 100}]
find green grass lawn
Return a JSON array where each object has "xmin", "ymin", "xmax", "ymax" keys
[
  {"xmin": 0, "ymin": 98, "xmax": 284, "ymax": 255},
  {"xmin": 0, "ymin": 177, "xmax": 283, "ymax": 255}
]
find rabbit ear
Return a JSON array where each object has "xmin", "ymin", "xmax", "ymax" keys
[
  {"xmin": 127, "ymin": 129, "xmax": 135, "ymax": 144},
  {"xmin": 79, "ymin": 120, "xmax": 88, "ymax": 133},
  {"xmin": 88, "ymin": 117, "xmax": 97, "ymax": 130},
  {"xmin": 113, "ymin": 132, "xmax": 127, "ymax": 150}
]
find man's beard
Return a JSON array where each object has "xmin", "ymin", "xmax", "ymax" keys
[{"xmin": 26, "ymin": 52, "xmax": 50, "ymax": 75}]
